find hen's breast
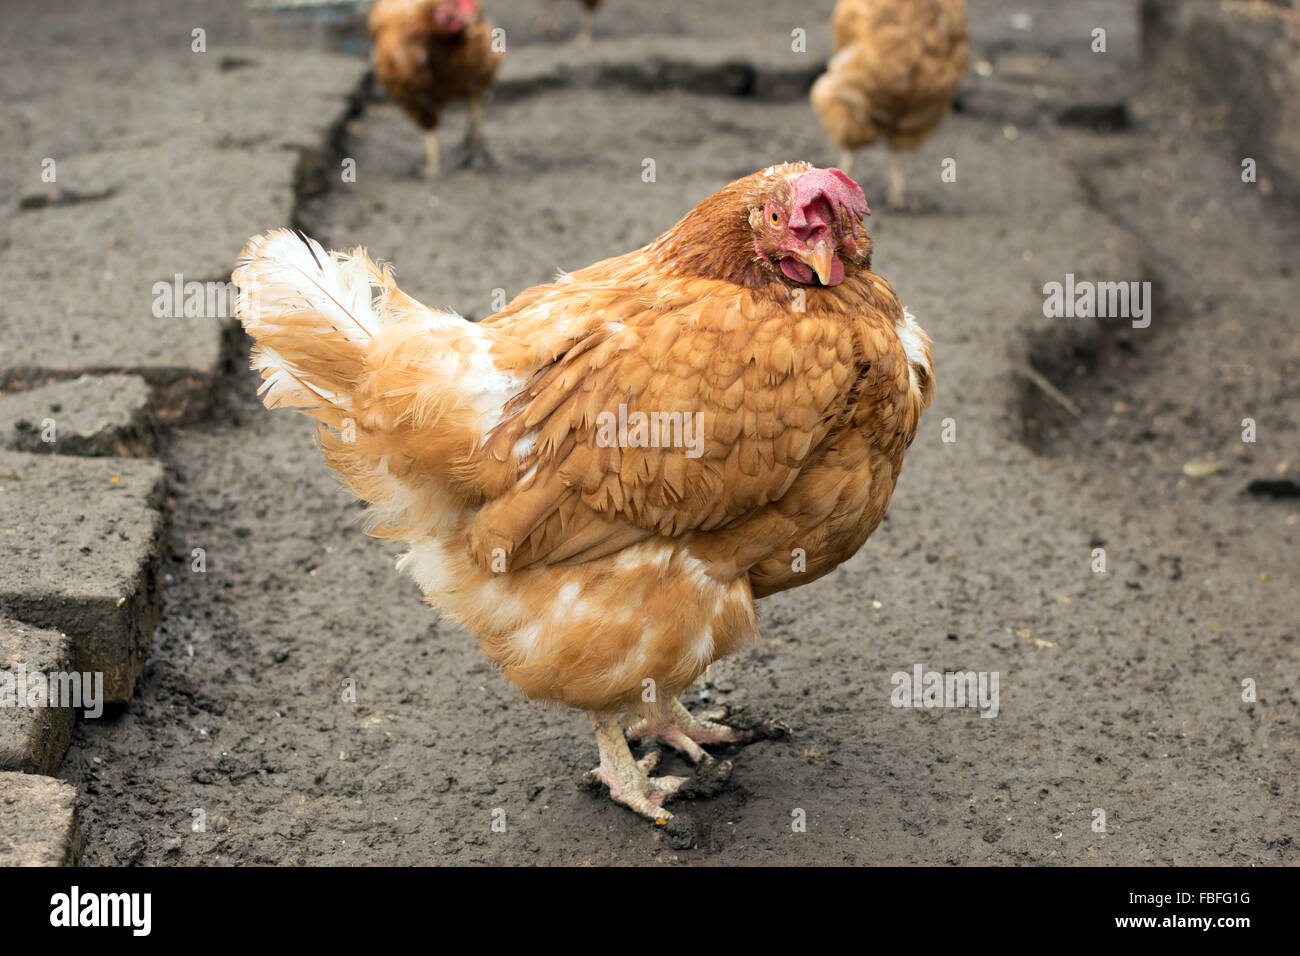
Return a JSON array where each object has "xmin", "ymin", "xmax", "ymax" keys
[
  {"xmin": 696, "ymin": 299, "xmax": 932, "ymax": 599},
  {"xmin": 739, "ymin": 433, "xmax": 903, "ymax": 598}
]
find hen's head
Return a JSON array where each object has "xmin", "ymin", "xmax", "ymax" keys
[
  {"xmin": 654, "ymin": 163, "xmax": 872, "ymax": 293},
  {"xmin": 431, "ymin": 0, "xmax": 480, "ymax": 32},
  {"xmin": 748, "ymin": 165, "xmax": 870, "ymax": 287}
]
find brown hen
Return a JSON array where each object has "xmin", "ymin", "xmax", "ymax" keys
[
  {"xmin": 369, "ymin": 0, "xmax": 502, "ymax": 173},
  {"xmin": 811, "ymin": 0, "xmax": 968, "ymax": 207},
  {"xmin": 232, "ymin": 163, "xmax": 933, "ymax": 825}
]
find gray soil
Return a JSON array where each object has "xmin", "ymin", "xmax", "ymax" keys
[{"xmin": 28, "ymin": 0, "xmax": 1299, "ymax": 864}]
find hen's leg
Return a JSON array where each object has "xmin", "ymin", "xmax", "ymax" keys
[
  {"xmin": 887, "ymin": 148, "xmax": 906, "ymax": 209},
  {"xmin": 576, "ymin": 6, "xmax": 596, "ymax": 45},
  {"xmin": 424, "ymin": 130, "xmax": 441, "ymax": 178},
  {"xmin": 457, "ymin": 94, "xmax": 495, "ymax": 169},
  {"xmin": 582, "ymin": 711, "xmax": 687, "ymax": 822},
  {"xmin": 838, "ymin": 149, "xmax": 855, "ymax": 176},
  {"xmin": 541, "ymin": 0, "xmax": 560, "ymax": 36}
]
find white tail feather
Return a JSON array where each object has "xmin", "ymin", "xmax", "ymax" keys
[
  {"xmin": 237, "ymin": 229, "xmax": 381, "ymax": 338},
  {"xmin": 233, "ymin": 229, "xmax": 393, "ymax": 411},
  {"xmin": 233, "ymin": 226, "xmax": 520, "ymax": 445}
]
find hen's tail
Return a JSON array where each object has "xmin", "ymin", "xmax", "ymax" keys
[
  {"xmin": 232, "ymin": 229, "xmax": 512, "ymax": 539},
  {"xmin": 233, "ymin": 229, "xmax": 387, "ymax": 429}
]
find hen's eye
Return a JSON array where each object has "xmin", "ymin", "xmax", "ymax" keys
[{"xmin": 770, "ymin": 210, "xmax": 780, "ymax": 225}]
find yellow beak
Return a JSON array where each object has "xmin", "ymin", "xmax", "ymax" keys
[{"xmin": 795, "ymin": 243, "xmax": 834, "ymax": 285}]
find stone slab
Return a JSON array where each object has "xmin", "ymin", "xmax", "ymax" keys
[
  {"xmin": 0, "ymin": 452, "xmax": 167, "ymax": 704},
  {"xmin": 0, "ymin": 618, "xmax": 76, "ymax": 776},
  {"xmin": 0, "ymin": 772, "xmax": 83, "ymax": 866}
]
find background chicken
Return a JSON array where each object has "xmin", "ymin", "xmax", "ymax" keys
[
  {"xmin": 232, "ymin": 162, "xmax": 933, "ymax": 825},
  {"xmin": 811, "ymin": 0, "xmax": 967, "ymax": 208},
  {"xmin": 369, "ymin": 0, "xmax": 503, "ymax": 175},
  {"xmin": 542, "ymin": 0, "xmax": 602, "ymax": 45}
]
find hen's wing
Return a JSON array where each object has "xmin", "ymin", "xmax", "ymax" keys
[{"xmin": 469, "ymin": 280, "xmax": 869, "ymax": 572}]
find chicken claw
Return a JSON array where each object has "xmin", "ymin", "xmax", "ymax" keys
[
  {"xmin": 698, "ymin": 702, "xmax": 793, "ymax": 743},
  {"xmin": 582, "ymin": 712, "xmax": 689, "ymax": 823},
  {"xmin": 455, "ymin": 134, "xmax": 496, "ymax": 170},
  {"xmin": 627, "ymin": 697, "xmax": 790, "ymax": 763}
]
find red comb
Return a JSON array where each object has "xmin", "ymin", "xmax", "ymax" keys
[{"xmin": 793, "ymin": 167, "xmax": 870, "ymax": 219}]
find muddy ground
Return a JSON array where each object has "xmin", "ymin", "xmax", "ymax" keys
[{"xmin": 26, "ymin": 0, "xmax": 1298, "ymax": 864}]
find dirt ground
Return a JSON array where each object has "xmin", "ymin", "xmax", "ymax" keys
[{"xmin": 27, "ymin": 0, "xmax": 1298, "ymax": 864}]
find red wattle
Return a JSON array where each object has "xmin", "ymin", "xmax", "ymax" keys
[
  {"xmin": 781, "ymin": 258, "xmax": 814, "ymax": 284},
  {"xmin": 780, "ymin": 255, "xmax": 845, "ymax": 286}
]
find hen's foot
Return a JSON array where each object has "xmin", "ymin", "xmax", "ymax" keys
[
  {"xmin": 457, "ymin": 149, "xmax": 496, "ymax": 171},
  {"xmin": 627, "ymin": 698, "xmax": 790, "ymax": 763},
  {"xmin": 455, "ymin": 141, "xmax": 497, "ymax": 171},
  {"xmin": 581, "ymin": 714, "xmax": 688, "ymax": 823},
  {"xmin": 701, "ymin": 702, "xmax": 793, "ymax": 742}
]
